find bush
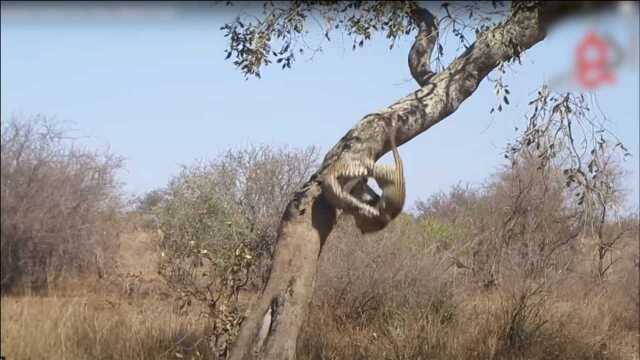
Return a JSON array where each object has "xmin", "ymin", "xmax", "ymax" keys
[
  {"xmin": 156, "ymin": 160, "xmax": 257, "ymax": 299},
  {"xmin": 0, "ymin": 115, "xmax": 125, "ymax": 294},
  {"xmin": 152, "ymin": 144, "xmax": 320, "ymax": 357},
  {"xmin": 152, "ymin": 144, "xmax": 320, "ymax": 288}
]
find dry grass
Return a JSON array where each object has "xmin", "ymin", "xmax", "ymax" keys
[
  {"xmin": 1, "ymin": 229, "xmax": 638, "ymax": 360},
  {"xmin": 0, "ymin": 295, "xmax": 213, "ymax": 360},
  {"xmin": 295, "ymin": 217, "xmax": 640, "ymax": 360},
  {"xmin": 298, "ymin": 286, "xmax": 639, "ymax": 360},
  {"xmin": 2, "ymin": 287, "xmax": 636, "ymax": 360},
  {"xmin": 1, "ymin": 192, "xmax": 637, "ymax": 359},
  {"xmin": 0, "ymin": 230, "xmax": 212, "ymax": 360}
]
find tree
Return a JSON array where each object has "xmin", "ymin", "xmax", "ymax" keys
[{"xmin": 218, "ymin": 2, "xmax": 619, "ymax": 359}]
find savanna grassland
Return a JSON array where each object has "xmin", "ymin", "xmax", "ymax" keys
[
  {"xmin": 2, "ymin": 223, "xmax": 638, "ymax": 360},
  {"xmin": 1, "ymin": 116, "xmax": 638, "ymax": 360}
]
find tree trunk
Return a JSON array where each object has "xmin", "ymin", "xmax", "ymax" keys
[{"xmin": 228, "ymin": 2, "xmax": 611, "ymax": 359}]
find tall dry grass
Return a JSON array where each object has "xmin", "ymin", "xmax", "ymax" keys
[
  {"xmin": 299, "ymin": 283, "xmax": 639, "ymax": 360},
  {"xmin": 0, "ymin": 295, "xmax": 213, "ymax": 360},
  {"xmin": 1, "ymin": 225, "xmax": 637, "ymax": 359},
  {"xmin": 297, "ymin": 217, "xmax": 639, "ymax": 360}
]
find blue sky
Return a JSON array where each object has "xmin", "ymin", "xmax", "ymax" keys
[{"xmin": 1, "ymin": 2, "xmax": 638, "ymax": 212}]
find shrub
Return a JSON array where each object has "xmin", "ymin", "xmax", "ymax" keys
[
  {"xmin": 152, "ymin": 144, "xmax": 320, "ymax": 357},
  {"xmin": 0, "ymin": 115, "xmax": 125, "ymax": 294}
]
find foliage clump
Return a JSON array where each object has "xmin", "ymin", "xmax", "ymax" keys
[{"xmin": 148, "ymin": 144, "xmax": 320, "ymax": 357}]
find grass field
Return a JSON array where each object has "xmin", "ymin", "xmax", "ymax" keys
[{"xmin": 1, "ymin": 231, "xmax": 638, "ymax": 360}]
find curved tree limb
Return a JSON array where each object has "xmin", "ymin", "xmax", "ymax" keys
[{"xmin": 228, "ymin": 2, "xmax": 613, "ymax": 359}]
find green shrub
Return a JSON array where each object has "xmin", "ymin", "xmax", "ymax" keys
[{"xmin": 152, "ymin": 144, "xmax": 320, "ymax": 356}]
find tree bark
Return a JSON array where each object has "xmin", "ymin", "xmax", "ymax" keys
[{"xmin": 228, "ymin": 2, "xmax": 612, "ymax": 359}]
